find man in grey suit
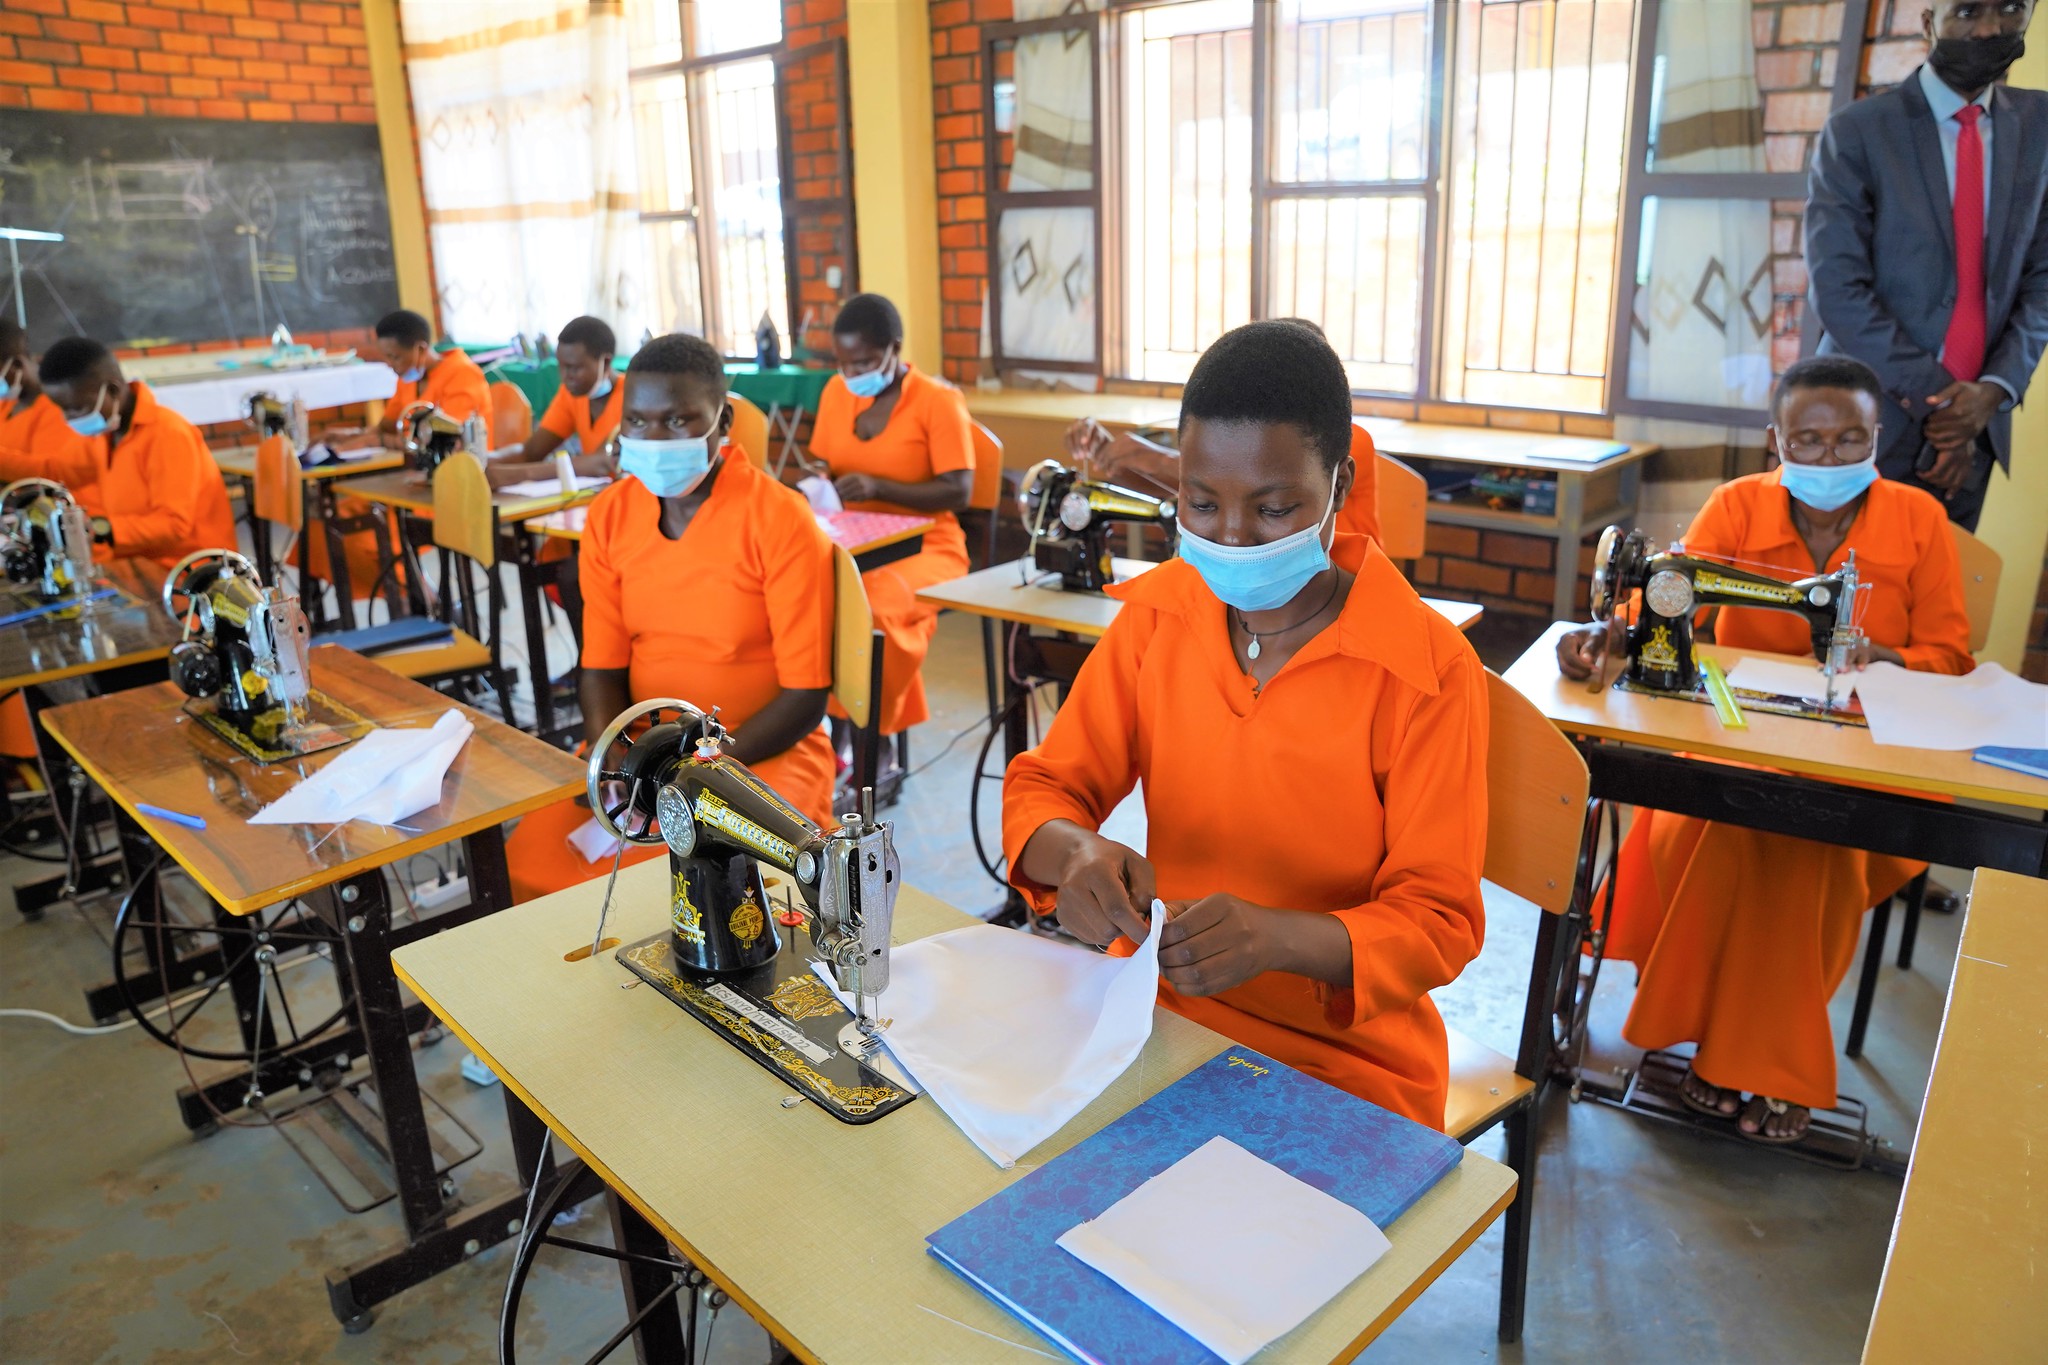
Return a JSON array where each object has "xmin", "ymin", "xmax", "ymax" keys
[{"xmin": 1806, "ymin": 0, "xmax": 2046, "ymax": 532}]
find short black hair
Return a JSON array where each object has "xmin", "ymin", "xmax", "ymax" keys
[
  {"xmin": 625, "ymin": 332, "xmax": 727, "ymax": 396},
  {"xmin": 1271, "ymin": 316, "xmax": 1328, "ymax": 341},
  {"xmin": 0, "ymin": 318, "xmax": 26, "ymax": 358},
  {"xmin": 558, "ymin": 315, "xmax": 616, "ymax": 358},
  {"xmin": 1179, "ymin": 320, "xmax": 1354, "ymax": 471},
  {"xmin": 38, "ymin": 336, "xmax": 113, "ymax": 388},
  {"xmin": 374, "ymin": 309, "xmax": 433, "ymax": 347},
  {"xmin": 833, "ymin": 294, "xmax": 902, "ymax": 349},
  {"xmin": 1774, "ymin": 355, "xmax": 1883, "ymax": 420}
]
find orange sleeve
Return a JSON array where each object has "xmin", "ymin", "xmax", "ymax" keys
[
  {"xmin": 1000, "ymin": 604, "xmax": 1157, "ymax": 915},
  {"xmin": 441, "ymin": 360, "xmax": 490, "ymax": 424},
  {"xmin": 0, "ymin": 399, "xmax": 99, "ymax": 488},
  {"xmin": 920, "ymin": 380, "xmax": 975, "ymax": 478},
  {"xmin": 810, "ymin": 377, "xmax": 853, "ymax": 468},
  {"xmin": 757, "ymin": 488, "xmax": 835, "ymax": 692},
  {"xmin": 578, "ymin": 495, "xmax": 633, "ymax": 672},
  {"xmin": 1322, "ymin": 642, "xmax": 1489, "ymax": 1030},
  {"xmin": 536, "ymin": 386, "xmax": 576, "ymax": 440},
  {"xmin": 104, "ymin": 421, "xmax": 222, "ymax": 561},
  {"xmin": 1895, "ymin": 503, "xmax": 1974, "ymax": 675}
]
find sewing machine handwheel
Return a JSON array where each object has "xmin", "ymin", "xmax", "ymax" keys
[
  {"xmin": 585, "ymin": 698, "xmax": 708, "ymax": 845},
  {"xmin": 0, "ymin": 478, "xmax": 69, "ymax": 514},
  {"xmin": 161, "ymin": 549, "xmax": 258, "ymax": 629}
]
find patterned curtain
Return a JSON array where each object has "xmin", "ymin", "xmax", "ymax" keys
[{"xmin": 398, "ymin": 0, "xmax": 645, "ymax": 344}]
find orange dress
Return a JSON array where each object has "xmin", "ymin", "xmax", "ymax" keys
[
  {"xmin": 1002, "ymin": 535, "xmax": 1489, "ymax": 1128},
  {"xmin": 1336, "ymin": 422, "xmax": 1382, "ymax": 544},
  {"xmin": 536, "ymin": 379, "xmax": 622, "ymax": 456},
  {"xmin": 506, "ymin": 454, "xmax": 838, "ymax": 903},
  {"xmin": 808, "ymin": 366, "xmax": 974, "ymax": 734},
  {"xmin": 1601, "ymin": 470, "xmax": 1973, "ymax": 1109},
  {"xmin": 0, "ymin": 393, "xmax": 96, "ymax": 503},
  {"xmin": 312, "ymin": 348, "xmax": 492, "ymax": 598}
]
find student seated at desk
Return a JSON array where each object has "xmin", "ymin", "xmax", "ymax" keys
[
  {"xmin": 6, "ymin": 337, "xmax": 236, "ymax": 598},
  {"xmin": 481, "ymin": 314, "xmax": 621, "ymax": 489},
  {"xmin": 505, "ymin": 334, "xmax": 837, "ymax": 903},
  {"xmin": 1555, "ymin": 356, "xmax": 1973, "ymax": 1144},
  {"xmin": 1063, "ymin": 319, "xmax": 1383, "ymax": 545},
  {"xmin": 0, "ymin": 321, "xmax": 79, "ymax": 461},
  {"xmin": 1002, "ymin": 321, "xmax": 1488, "ymax": 1129},
  {"xmin": 809, "ymin": 293, "xmax": 975, "ymax": 744}
]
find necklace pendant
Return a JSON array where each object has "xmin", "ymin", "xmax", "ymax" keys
[{"xmin": 1245, "ymin": 638, "xmax": 1261, "ymax": 660}]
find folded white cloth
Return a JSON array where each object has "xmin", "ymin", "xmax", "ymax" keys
[
  {"xmin": 819, "ymin": 903, "xmax": 1164, "ymax": 1168},
  {"xmin": 1854, "ymin": 662, "xmax": 2048, "ymax": 751},
  {"xmin": 497, "ymin": 475, "xmax": 609, "ymax": 498},
  {"xmin": 250, "ymin": 711, "xmax": 473, "ymax": 827},
  {"xmin": 568, "ymin": 815, "xmax": 622, "ymax": 864},
  {"xmin": 1056, "ymin": 1136, "xmax": 1392, "ymax": 1365},
  {"xmin": 798, "ymin": 474, "xmax": 843, "ymax": 515}
]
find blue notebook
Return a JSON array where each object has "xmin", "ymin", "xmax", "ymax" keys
[
  {"xmin": 926, "ymin": 1048, "xmax": 1465, "ymax": 1365},
  {"xmin": 1974, "ymin": 747, "xmax": 2048, "ymax": 780}
]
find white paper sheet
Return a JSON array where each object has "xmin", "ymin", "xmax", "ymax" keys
[
  {"xmin": 249, "ymin": 711, "xmax": 473, "ymax": 827},
  {"xmin": 1724, "ymin": 657, "xmax": 1856, "ymax": 703},
  {"xmin": 1056, "ymin": 1136, "xmax": 1391, "ymax": 1365},
  {"xmin": 798, "ymin": 474, "xmax": 843, "ymax": 515},
  {"xmin": 1853, "ymin": 662, "xmax": 2048, "ymax": 751},
  {"xmin": 497, "ymin": 476, "xmax": 609, "ymax": 498},
  {"xmin": 818, "ymin": 902, "xmax": 1164, "ymax": 1168},
  {"xmin": 568, "ymin": 815, "xmax": 622, "ymax": 864}
]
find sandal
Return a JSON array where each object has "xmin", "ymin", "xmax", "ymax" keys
[
  {"xmin": 1738, "ymin": 1095, "xmax": 1810, "ymax": 1145},
  {"xmin": 1676, "ymin": 1066, "xmax": 1740, "ymax": 1118}
]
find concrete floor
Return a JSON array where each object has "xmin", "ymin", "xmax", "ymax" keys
[{"xmin": 0, "ymin": 605, "xmax": 1955, "ymax": 1362}]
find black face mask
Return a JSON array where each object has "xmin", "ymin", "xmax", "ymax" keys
[{"xmin": 1927, "ymin": 31, "xmax": 2027, "ymax": 92}]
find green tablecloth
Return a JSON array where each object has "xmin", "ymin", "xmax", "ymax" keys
[{"xmin": 460, "ymin": 348, "xmax": 833, "ymax": 420}]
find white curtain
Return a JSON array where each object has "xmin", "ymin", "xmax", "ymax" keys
[
  {"xmin": 999, "ymin": 7, "xmax": 1100, "ymax": 370},
  {"xmin": 399, "ymin": 0, "xmax": 646, "ymax": 345}
]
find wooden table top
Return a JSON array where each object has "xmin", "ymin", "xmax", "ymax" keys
[
  {"xmin": 1501, "ymin": 621, "xmax": 2048, "ymax": 810},
  {"xmin": 917, "ymin": 558, "xmax": 1484, "ymax": 640},
  {"xmin": 0, "ymin": 581, "xmax": 184, "ymax": 690},
  {"xmin": 335, "ymin": 469, "xmax": 604, "ymax": 524},
  {"xmin": 391, "ymin": 860, "xmax": 1516, "ymax": 1365},
  {"xmin": 38, "ymin": 645, "xmax": 584, "ymax": 916},
  {"xmin": 965, "ymin": 389, "xmax": 1183, "ymax": 429},
  {"xmin": 214, "ymin": 447, "xmax": 406, "ymax": 481},
  {"xmin": 1863, "ymin": 867, "xmax": 2048, "ymax": 1363}
]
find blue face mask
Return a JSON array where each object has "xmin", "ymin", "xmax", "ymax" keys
[
  {"xmin": 1779, "ymin": 454, "xmax": 1878, "ymax": 512},
  {"xmin": 1177, "ymin": 465, "xmax": 1341, "ymax": 613},
  {"xmin": 619, "ymin": 434, "xmax": 713, "ymax": 498},
  {"xmin": 399, "ymin": 365, "xmax": 426, "ymax": 384},
  {"xmin": 66, "ymin": 385, "xmax": 113, "ymax": 438},
  {"xmin": 843, "ymin": 359, "xmax": 896, "ymax": 400},
  {"xmin": 589, "ymin": 375, "xmax": 613, "ymax": 400}
]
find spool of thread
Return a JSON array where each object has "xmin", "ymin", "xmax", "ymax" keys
[{"xmin": 553, "ymin": 451, "xmax": 576, "ymax": 496}]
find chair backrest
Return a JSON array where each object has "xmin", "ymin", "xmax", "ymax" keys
[
  {"xmin": 251, "ymin": 434, "xmax": 302, "ymax": 532},
  {"xmin": 490, "ymin": 381, "xmax": 532, "ymax": 449},
  {"xmin": 1483, "ymin": 669, "xmax": 1589, "ymax": 916},
  {"xmin": 1376, "ymin": 451, "xmax": 1428, "ymax": 561},
  {"xmin": 1949, "ymin": 523, "xmax": 2001, "ymax": 655},
  {"xmin": 968, "ymin": 420, "xmax": 1004, "ymax": 512},
  {"xmin": 431, "ymin": 449, "xmax": 497, "ymax": 569},
  {"xmin": 831, "ymin": 544, "xmax": 874, "ymax": 728},
  {"xmin": 728, "ymin": 393, "xmax": 769, "ymax": 469}
]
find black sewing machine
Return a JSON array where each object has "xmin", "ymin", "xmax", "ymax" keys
[
  {"xmin": 1017, "ymin": 459, "xmax": 1177, "ymax": 593},
  {"xmin": 589, "ymin": 699, "xmax": 918, "ymax": 1124},
  {"xmin": 397, "ymin": 401, "xmax": 487, "ymax": 475},
  {"xmin": 162, "ymin": 550, "xmax": 368, "ymax": 761},
  {"xmin": 1, "ymin": 479, "xmax": 96, "ymax": 602},
  {"xmin": 244, "ymin": 390, "xmax": 309, "ymax": 450},
  {"xmin": 1590, "ymin": 525, "xmax": 1864, "ymax": 713}
]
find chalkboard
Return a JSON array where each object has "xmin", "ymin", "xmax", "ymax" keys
[{"xmin": 0, "ymin": 111, "xmax": 401, "ymax": 350}]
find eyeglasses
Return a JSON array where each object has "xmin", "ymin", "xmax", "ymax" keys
[{"xmin": 1773, "ymin": 429, "xmax": 1874, "ymax": 464}]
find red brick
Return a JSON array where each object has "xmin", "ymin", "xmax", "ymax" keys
[
  {"xmin": 15, "ymin": 0, "xmax": 66, "ymax": 12},
  {"xmin": 296, "ymin": 101, "xmax": 335, "ymax": 120},
  {"xmin": 220, "ymin": 76, "xmax": 264, "ymax": 96},
  {"xmin": 324, "ymin": 23, "xmax": 363, "ymax": 45},
  {"xmin": 298, "ymin": 0, "xmax": 341, "ymax": 20},
  {"xmin": 44, "ymin": 16, "xmax": 100, "ymax": 39},
  {"xmin": 190, "ymin": 54, "xmax": 236, "ymax": 76},
  {"xmin": 167, "ymin": 73, "xmax": 216, "ymax": 95},
  {"xmin": 245, "ymin": 98, "xmax": 288, "ymax": 118},
  {"xmin": 932, "ymin": 55, "xmax": 971, "ymax": 85},
  {"xmin": 250, "ymin": 0, "xmax": 292, "ymax": 15},
  {"xmin": 258, "ymin": 40, "xmax": 303, "ymax": 60},
  {"xmin": 337, "ymin": 101, "xmax": 373, "ymax": 122},
  {"xmin": 236, "ymin": 16, "xmax": 276, "ymax": 36},
  {"xmin": 181, "ymin": 11, "xmax": 229, "ymax": 32},
  {"xmin": 29, "ymin": 85, "xmax": 90, "ymax": 109},
  {"xmin": 1862, "ymin": 37, "xmax": 1924, "ymax": 87},
  {"xmin": 151, "ymin": 94, "xmax": 198, "ymax": 114},
  {"xmin": 70, "ymin": 0, "xmax": 126, "ymax": 21},
  {"xmin": 103, "ymin": 22, "xmax": 159, "ymax": 46},
  {"xmin": 0, "ymin": 12, "xmax": 39, "ymax": 34},
  {"xmin": 200, "ymin": 0, "xmax": 251, "ymax": 12},
  {"xmin": 305, "ymin": 43, "xmax": 345, "ymax": 65},
  {"xmin": 279, "ymin": 20, "xmax": 320, "ymax": 41},
  {"xmin": 931, "ymin": 0, "xmax": 970, "ymax": 25},
  {"xmin": 79, "ymin": 40, "xmax": 135, "ymax": 66},
  {"xmin": 213, "ymin": 35, "xmax": 256, "ymax": 56},
  {"xmin": 1479, "ymin": 532, "xmax": 1553, "ymax": 570},
  {"xmin": 90, "ymin": 90, "xmax": 146, "ymax": 113},
  {"xmin": 1439, "ymin": 558, "xmax": 1512, "ymax": 597},
  {"xmin": 127, "ymin": 3, "xmax": 177, "ymax": 23},
  {"xmin": 1764, "ymin": 134, "xmax": 1808, "ymax": 174},
  {"xmin": 1425, "ymin": 524, "xmax": 1480, "ymax": 558},
  {"xmin": 972, "ymin": 0, "xmax": 1010, "ymax": 18},
  {"xmin": 1754, "ymin": 49, "xmax": 1815, "ymax": 90},
  {"xmin": 1763, "ymin": 91, "xmax": 1832, "ymax": 134},
  {"xmin": 0, "ymin": 58, "xmax": 56, "ymax": 85},
  {"xmin": 125, "ymin": 69, "xmax": 166, "ymax": 92},
  {"xmin": 1751, "ymin": 8, "xmax": 1775, "ymax": 47},
  {"xmin": 0, "ymin": 86, "xmax": 27, "ymax": 107},
  {"xmin": 20, "ymin": 39, "xmax": 82, "ymax": 62},
  {"xmin": 194, "ymin": 96, "xmax": 242, "ymax": 116},
  {"xmin": 57, "ymin": 65, "xmax": 116, "ymax": 89},
  {"xmin": 158, "ymin": 29, "xmax": 206, "ymax": 51},
  {"xmin": 1513, "ymin": 570, "xmax": 1556, "ymax": 605}
]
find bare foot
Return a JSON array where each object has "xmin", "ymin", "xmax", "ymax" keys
[
  {"xmin": 1678, "ymin": 1066, "xmax": 1740, "ymax": 1117},
  {"xmin": 1738, "ymin": 1095, "xmax": 1810, "ymax": 1144}
]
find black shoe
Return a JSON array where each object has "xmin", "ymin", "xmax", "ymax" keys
[{"xmin": 1922, "ymin": 880, "xmax": 1961, "ymax": 914}]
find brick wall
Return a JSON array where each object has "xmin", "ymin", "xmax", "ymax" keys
[
  {"xmin": 929, "ymin": 0, "xmax": 1001, "ymax": 385},
  {"xmin": 781, "ymin": 0, "xmax": 853, "ymax": 362}
]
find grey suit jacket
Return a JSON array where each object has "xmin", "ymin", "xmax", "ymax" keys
[{"xmin": 1805, "ymin": 67, "xmax": 2048, "ymax": 470}]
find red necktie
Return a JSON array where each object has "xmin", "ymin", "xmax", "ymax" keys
[{"xmin": 1942, "ymin": 104, "xmax": 1986, "ymax": 383}]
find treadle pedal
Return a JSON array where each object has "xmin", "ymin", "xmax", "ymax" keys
[
  {"xmin": 1610, "ymin": 1048, "xmax": 1876, "ymax": 1172},
  {"xmin": 267, "ymin": 1074, "xmax": 485, "ymax": 1214}
]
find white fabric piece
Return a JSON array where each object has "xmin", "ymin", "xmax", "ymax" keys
[
  {"xmin": 797, "ymin": 475, "xmax": 843, "ymax": 515},
  {"xmin": 1724, "ymin": 657, "xmax": 1856, "ymax": 703},
  {"xmin": 496, "ymin": 476, "xmax": 609, "ymax": 498},
  {"xmin": 250, "ymin": 711, "xmax": 473, "ymax": 827},
  {"xmin": 1854, "ymin": 663, "xmax": 2048, "ymax": 751},
  {"xmin": 568, "ymin": 815, "xmax": 622, "ymax": 865},
  {"xmin": 147, "ymin": 361, "xmax": 397, "ymax": 427},
  {"xmin": 820, "ymin": 903, "xmax": 1164, "ymax": 1168},
  {"xmin": 1055, "ymin": 1136, "xmax": 1391, "ymax": 1365}
]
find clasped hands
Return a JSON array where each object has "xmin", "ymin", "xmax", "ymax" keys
[{"xmin": 1919, "ymin": 380, "xmax": 2003, "ymax": 493}]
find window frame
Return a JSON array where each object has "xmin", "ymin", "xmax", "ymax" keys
[
  {"xmin": 774, "ymin": 36, "xmax": 862, "ymax": 350},
  {"xmin": 1603, "ymin": 0, "xmax": 1871, "ymax": 427}
]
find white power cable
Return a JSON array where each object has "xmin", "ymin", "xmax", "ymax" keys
[{"xmin": 0, "ymin": 948, "xmax": 323, "ymax": 1037}]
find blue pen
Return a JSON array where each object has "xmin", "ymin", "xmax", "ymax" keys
[{"xmin": 137, "ymin": 803, "xmax": 207, "ymax": 831}]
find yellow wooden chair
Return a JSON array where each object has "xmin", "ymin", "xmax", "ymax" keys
[
  {"xmin": 1375, "ymin": 450, "xmax": 1429, "ymax": 564},
  {"xmin": 967, "ymin": 420, "xmax": 1007, "ymax": 718},
  {"xmin": 728, "ymin": 393, "xmax": 769, "ymax": 470},
  {"xmin": 832, "ymin": 544, "xmax": 885, "ymax": 804},
  {"xmin": 1440, "ymin": 669, "xmax": 1592, "ymax": 1344},
  {"xmin": 490, "ymin": 381, "xmax": 533, "ymax": 449}
]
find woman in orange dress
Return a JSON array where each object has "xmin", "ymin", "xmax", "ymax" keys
[
  {"xmin": 505, "ymin": 334, "xmax": 836, "ymax": 903},
  {"xmin": 1003, "ymin": 321, "xmax": 1487, "ymax": 1128},
  {"xmin": 482, "ymin": 314, "xmax": 621, "ymax": 487},
  {"xmin": 806, "ymin": 294, "xmax": 974, "ymax": 737},
  {"xmin": 1557, "ymin": 356, "xmax": 1973, "ymax": 1143}
]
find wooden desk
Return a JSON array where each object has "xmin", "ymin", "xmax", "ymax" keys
[
  {"xmin": 1863, "ymin": 867, "xmax": 2048, "ymax": 1363},
  {"xmin": 38, "ymin": 643, "xmax": 584, "ymax": 1328},
  {"xmin": 0, "ymin": 581, "xmax": 182, "ymax": 692},
  {"xmin": 918, "ymin": 557, "xmax": 1485, "ymax": 640},
  {"xmin": 392, "ymin": 860, "xmax": 1518, "ymax": 1363},
  {"xmin": 335, "ymin": 468, "xmax": 603, "ymax": 525},
  {"xmin": 213, "ymin": 448, "xmax": 407, "ymax": 602},
  {"xmin": 214, "ymin": 448, "xmax": 406, "ymax": 482},
  {"xmin": 531, "ymin": 505, "xmax": 934, "ymax": 576}
]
